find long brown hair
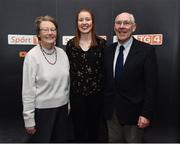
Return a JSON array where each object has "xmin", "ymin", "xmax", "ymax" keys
[{"xmin": 74, "ymin": 9, "xmax": 98, "ymax": 48}]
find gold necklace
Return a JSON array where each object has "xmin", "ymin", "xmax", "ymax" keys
[{"xmin": 40, "ymin": 45, "xmax": 57, "ymax": 65}]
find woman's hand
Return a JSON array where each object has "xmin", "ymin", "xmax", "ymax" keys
[{"xmin": 25, "ymin": 126, "xmax": 36, "ymax": 135}]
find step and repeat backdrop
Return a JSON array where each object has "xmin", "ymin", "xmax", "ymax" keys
[{"xmin": 0, "ymin": 0, "xmax": 179, "ymax": 142}]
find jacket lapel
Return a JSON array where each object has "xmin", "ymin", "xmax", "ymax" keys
[{"xmin": 124, "ymin": 38, "xmax": 140, "ymax": 69}]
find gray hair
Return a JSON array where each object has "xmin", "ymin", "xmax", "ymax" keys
[{"xmin": 129, "ymin": 13, "xmax": 135, "ymax": 24}]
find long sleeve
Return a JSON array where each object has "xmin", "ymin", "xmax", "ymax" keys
[
  {"xmin": 22, "ymin": 46, "xmax": 70, "ymax": 127},
  {"xmin": 141, "ymin": 47, "xmax": 158, "ymax": 120},
  {"xmin": 22, "ymin": 53, "xmax": 37, "ymax": 127}
]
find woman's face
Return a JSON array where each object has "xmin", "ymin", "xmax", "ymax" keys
[
  {"xmin": 78, "ymin": 11, "xmax": 93, "ymax": 34},
  {"xmin": 38, "ymin": 21, "xmax": 57, "ymax": 47}
]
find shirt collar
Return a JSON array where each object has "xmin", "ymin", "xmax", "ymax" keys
[{"xmin": 117, "ymin": 37, "xmax": 133, "ymax": 50}]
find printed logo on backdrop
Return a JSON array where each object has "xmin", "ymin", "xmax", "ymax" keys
[
  {"xmin": 8, "ymin": 34, "xmax": 38, "ymax": 45},
  {"xmin": 62, "ymin": 36, "xmax": 75, "ymax": 45},
  {"xmin": 8, "ymin": 34, "xmax": 39, "ymax": 58},
  {"xmin": 113, "ymin": 34, "xmax": 163, "ymax": 45},
  {"xmin": 8, "ymin": 35, "xmax": 107, "ymax": 57},
  {"xmin": 8, "ymin": 34, "xmax": 107, "ymax": 46},
  {"xmin": 8, "ymin": 34, "xmax": 162, "ymax": 58}
]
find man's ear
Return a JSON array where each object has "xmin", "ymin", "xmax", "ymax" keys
[{"xmin": 132, "ymin": 24, "xmax": 136, "ymax": 32}]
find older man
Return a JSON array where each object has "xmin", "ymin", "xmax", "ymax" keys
[{"xmin": 104, "ymin": 12, "xmax": 158, "ymax": 142}]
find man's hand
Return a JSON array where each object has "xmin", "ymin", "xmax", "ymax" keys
[{"xmin": 137, "ymin": 116, "xmax": 150, "ymax": 129}]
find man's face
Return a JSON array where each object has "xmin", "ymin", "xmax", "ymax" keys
[{"xmin": 114, "ymin": 13, "xmax": 136, "ymax": 43}]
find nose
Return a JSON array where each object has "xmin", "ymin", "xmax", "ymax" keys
[
  {"xmin": 120, "ymin": 22, "xmax": 125, "ymax": 27},
  {"xmin": 82, "ymin": 20, "xmax": 87, "ymax": 24}
]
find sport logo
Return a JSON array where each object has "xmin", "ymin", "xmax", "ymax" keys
[
  {"xmin": 134, "ymin": 34, "xmax": 163, "ymax": 45},
  {"xmin": 113, "ymin": 34, "xmax": 163, "ymax": 45},
  {"xmin": 8, "ymin": 34, "xmax": 38, "ymax": 45}
]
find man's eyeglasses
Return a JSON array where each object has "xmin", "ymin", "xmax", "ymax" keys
[
  {"xmin": 115, "ymin": 20, "xmax": 133, "ymax": 26},
  {"xmin": 40, "ymin": 28, "xmax": 57, "ymax": 33}
]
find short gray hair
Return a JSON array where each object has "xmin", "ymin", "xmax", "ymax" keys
[{"xmin": 129, "ymin": 13, "xmax": 135, "ymax": 24}]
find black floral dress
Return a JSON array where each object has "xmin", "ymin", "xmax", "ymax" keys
[{"xmin": 66, "ymin": 37, "xmax": 106, "ymax": 142}]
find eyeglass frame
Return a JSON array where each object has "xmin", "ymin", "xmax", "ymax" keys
[
  {"xmin": 39, "ymin": 28, "xmax": 57, "ymax": 33},
  {"xmin": 115, "ymin": 20, "xmax": 134, "ymax": 26}
]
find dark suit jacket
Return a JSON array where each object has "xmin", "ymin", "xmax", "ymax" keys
[{"xmin": 104, "ymin": 37, "xmax": 158, "ymax": 125}]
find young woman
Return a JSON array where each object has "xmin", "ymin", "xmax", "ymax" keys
[
  {"xmin": 66, "ymin": 9, "xmax": 107, "ymax": 142},
  {"xmin": 22, "ymin": 15, "xmax": 70, "ymax": 142}
]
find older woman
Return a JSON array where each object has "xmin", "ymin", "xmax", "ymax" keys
[{"xmin": 22, "ymin": 15, "xmax": 70, "ymax": 142}]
